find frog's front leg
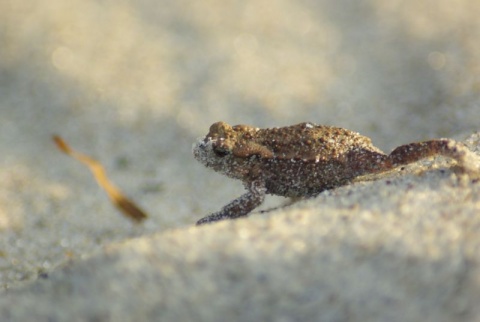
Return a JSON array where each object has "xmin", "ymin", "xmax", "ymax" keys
[{"xmin": 196, "ymin": 181, "xmax": 266, "ymax": 225}]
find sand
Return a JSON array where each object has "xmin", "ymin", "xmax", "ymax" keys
[{"xmin": 1, "ymin": 1, "xmax": 480, "ymax": 321}]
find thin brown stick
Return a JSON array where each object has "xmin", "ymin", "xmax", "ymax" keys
[{"xmin": 53, "ymin": 135, "xmax": 148, "ymax": 223}]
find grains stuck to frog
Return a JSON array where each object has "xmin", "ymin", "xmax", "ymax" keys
[{"xmin": 193, "ymin": 121, "xmax": 480, "ymax": 225}]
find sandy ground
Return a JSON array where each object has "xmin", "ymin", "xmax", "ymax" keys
[{"xmin": 1, "ymin": 0, "xmax": 480, "ymax": 321}]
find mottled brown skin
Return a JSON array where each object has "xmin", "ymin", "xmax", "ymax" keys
[{"xmin": 193, "ymin": 121, "xmax": 480, "ymax": 225}]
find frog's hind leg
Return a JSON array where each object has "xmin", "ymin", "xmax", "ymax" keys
[{"xmin": 384, "ymin": 139, "xmax": 480, "ymax": 175}]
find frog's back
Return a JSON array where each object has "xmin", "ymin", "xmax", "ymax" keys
[
  {"xmin": 256, "ymin": 122, "xmax": 382, "ymax": 162},
  {"xmin": 254, "ymin": 123, "xmax": 385, "ymax": 197}
]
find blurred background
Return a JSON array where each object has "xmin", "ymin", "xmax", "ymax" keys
[{"xmin": 1, "ymin": 0, "xmax": 479, "ymax": 288}]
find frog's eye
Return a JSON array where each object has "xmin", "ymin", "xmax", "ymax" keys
[{"xmin": 213, "ymin": 146, "xmax": 230, "ymax": 157}]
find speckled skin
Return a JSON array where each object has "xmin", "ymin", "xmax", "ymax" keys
[{"xmin": 193, "ymin": 121, "xmax": 480, "ymax": 225}]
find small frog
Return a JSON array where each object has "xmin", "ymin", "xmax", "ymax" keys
[{"xmin": 193, "ymin": 121, "xmax": 480, "ymax": 225}]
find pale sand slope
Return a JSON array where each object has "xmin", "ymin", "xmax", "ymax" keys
[
  {"xmin": 1, "ymin": 0, "xmax": 480, "ymax": 321},
  {"xmin": 1, "ymin": 133, "xmax": 480, "ymax": 321}
]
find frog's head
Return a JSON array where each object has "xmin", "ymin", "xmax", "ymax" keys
[{"xmin": 193, "ymin": 121, "xmax": 267, "ymax": 180}]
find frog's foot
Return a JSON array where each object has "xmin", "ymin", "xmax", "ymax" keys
[{"xmin": 196, "ymin": 181, "xmax": 266, "ymax": 225}]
